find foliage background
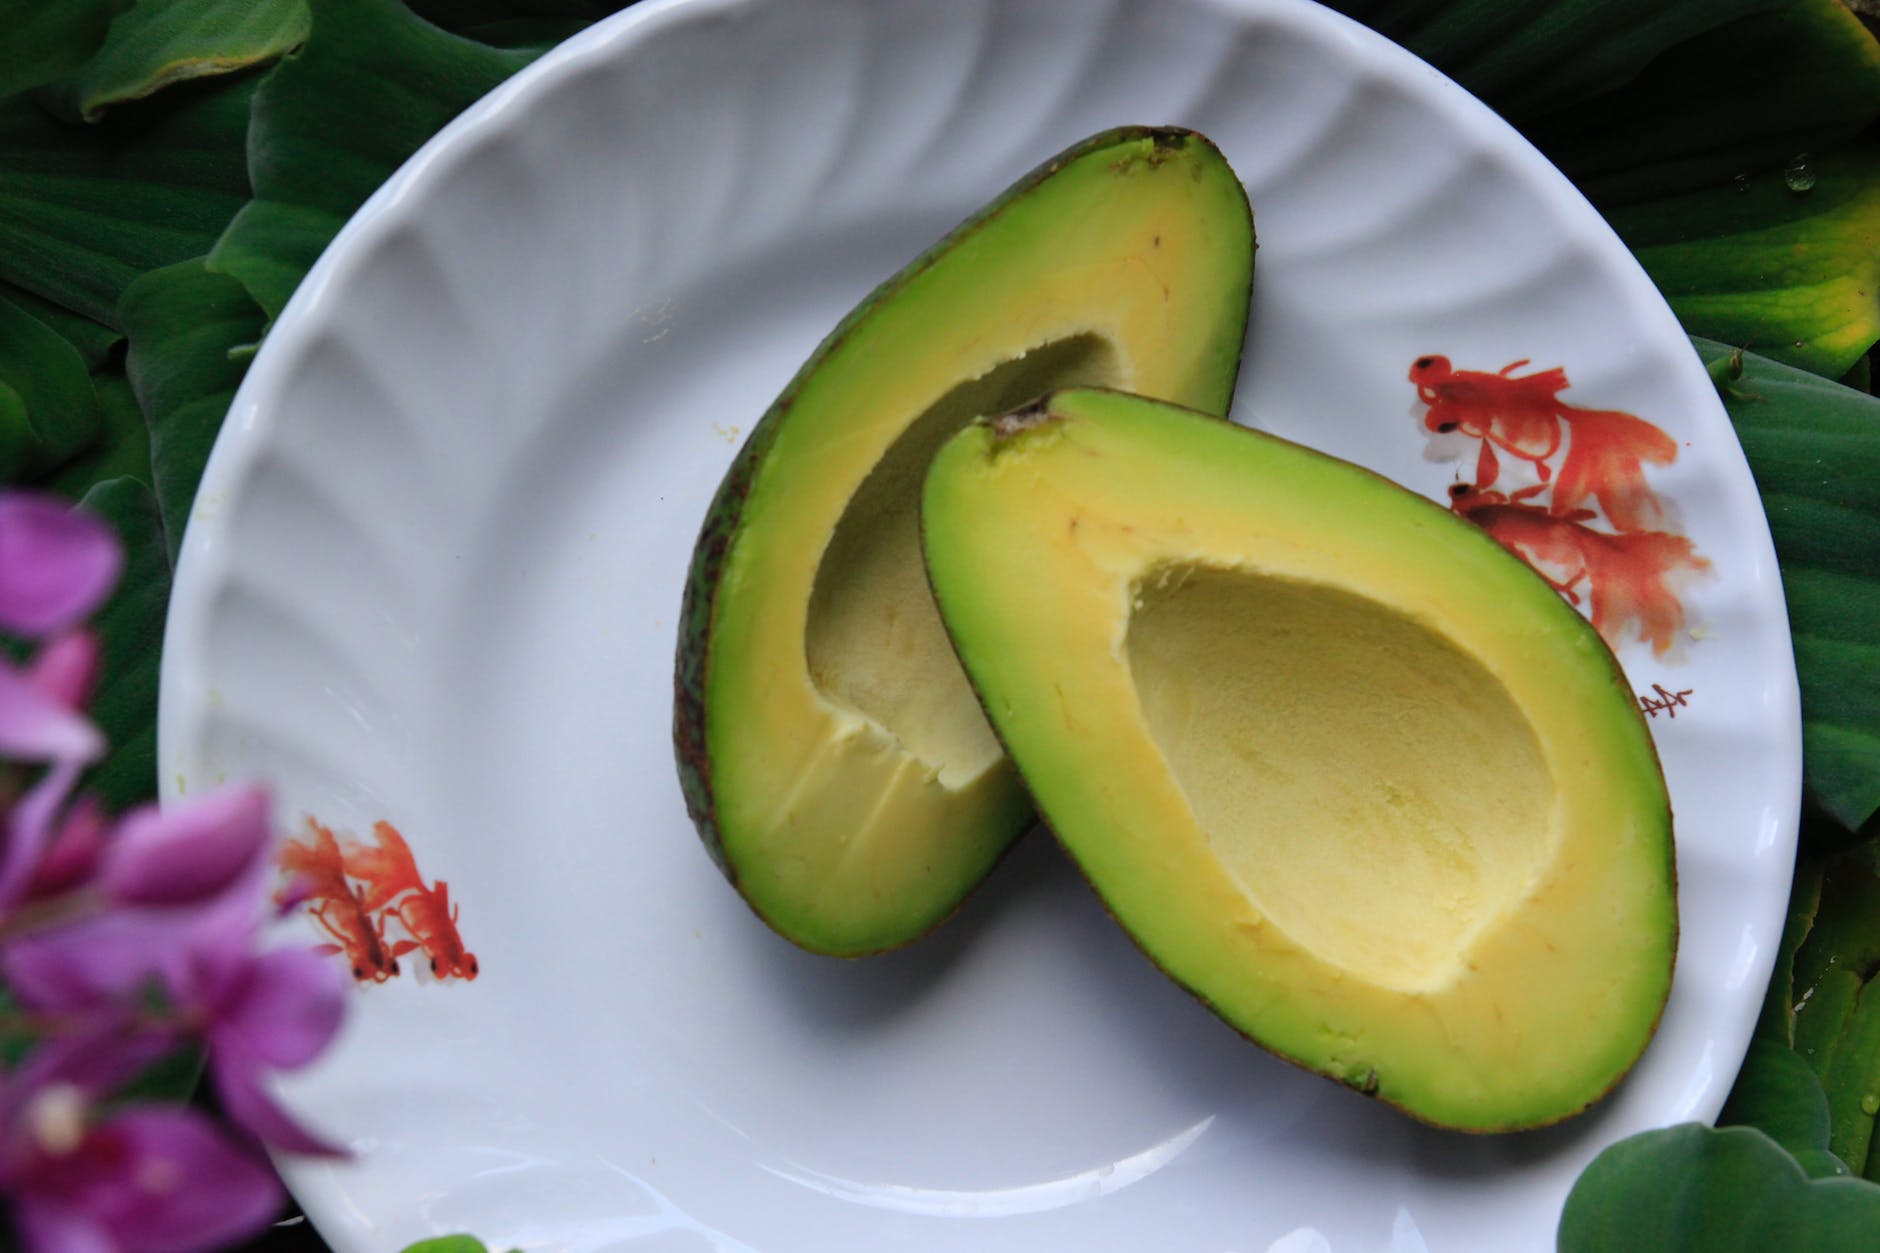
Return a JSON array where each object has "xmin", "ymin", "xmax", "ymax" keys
[{"xmin": 1, "ymin": 0, "xmax": 1877, "ymax": 1249}]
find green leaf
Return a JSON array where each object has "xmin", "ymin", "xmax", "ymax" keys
[
  {"xmin": 447, "ymin": 16, "xmax": 590, "ymax": 49},
  {"xmin": 0, "ymin": 79, "xmax": 253, "ymax": 328},
  {"xmin": 1700, "ymin": 339, "xmax": 1880, "ymax": 829},
  {"xmin": 76, "ymin": 476, "xmax": 170, "ymax": 811},
  {"xmin": 1558, "ymin": 1124, "xmax": 1880, "ymax": 1252},
  {"xmin": 398, "ymin": 1239, "xmax": 500, "ymax": 1253},
  {"xmin": 1329, "ymin": 3, "xmax": 1880, "ymax": 373},
  {"xmin": 0, "ymin": 281, "xmax": 121, "ymax": 369},
  {"xmin": 1758, "ymin": 858, "xmax": 1824, "ymax": 1046},
  {"xmin": 45, "ymin": 371, "xmax": 154, "ymax": 499},
  {"xmin": 1825, "ymin": 985, "xmax": 1880, "ymax": 1178},
  {"xmin": 0, "ymin": 292, "xmax": 104, "ymax": 481},
  {"xmin": 406, "ymin": 0, "xmax": 630, "ymax": 28},
  {"xmin": 0, "ymin": 0, "xmax": 131, "ymax": 98},
  {"xmin": 1617, "ymin": 149, "xmax": 1880, "ymax": 378},
  {"xmin": 1790, "ymin": 845, "xmax": 1880, "ymax": 1176},
  {"xmin": 1528, "ymin": 0, "xmax": 1880, "ymax": 206},
  {"xmin": 1325, "ymin": 0, "xmax": 1784, "ymax": 122},
  {"xmin": 119, "ymin": 259, "xmax": 266, "ymax": 564},
  {"xmin": 1795, "ymin": 845, "xmax": 1880, "ymax": 996},
  {"xmin": 71, "ymin": 0, "xmax": 310, "ymax": 120},
  {"xmin": 1721, "ymin": 1037, "xmax": 1848, "ymax": 1177},
  {"xmin": 207, "ymin": 0, "xmax": 534, "ymax": 319}
]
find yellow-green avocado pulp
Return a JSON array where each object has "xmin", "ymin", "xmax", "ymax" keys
[
  {"xmin": 921, "ymin": 390, "xmax": 1677, "ymax": 1130},
  {"xmin": 674, "ymin": 129, "xmax": 1256, "ymax": 955}
]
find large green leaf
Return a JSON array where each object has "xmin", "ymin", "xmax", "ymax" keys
[
  {"xmin": 120, "ymin": 259, "xmax": 267, "ymax": 563},
  {"xmin": 0, "ymin": 280, "xmax": 123, "ymax": 370},
  {"xmin": 1701, "ymin": 340, "xmax": 1880, "ymax": 830},
  {"xmin": 1325, "ymin": 0, "xmax": 1782, "ymax": 122},
  {"xmin": 0, "ymin": 78, "xmax": 253, "ymax": 328},
  {"xmin": 1328, "ymin": 3, "xmax": 1880, "ymax": 375},
  {"xmin": 0, "ymin": 0, "xmax": 130, "ymax": 99},
  {"xmin": 406, "ymin": 0, "xmax": 631, "ymax": 27},
  {"xmin": 1559, "ymin": 1124, "xmax": 1880, "ymax": 1252},
  {"xmin": 1620, "ymin": 151, "xmax": 1880, "ymax": 378},
  {"xmin": 1528, "ymin": 0, "xmax": 1880, "ymax": 206},
  {"xmin": 76, "ymin": 476, "xmax": 170, "ymax": 810},
  {"xmin": 1791, "ymin": 845, "xmax": 1880, "ymax": 1177},
  {"xmin": 70, "ymin": 0, "xmax": 310, "ymax": 120},
  {"xmin": 0, "ymin": 291, "xmax": 104, "ymax": 481},
  {"xmin": 207, "ymin": 0, "xmax": 534, "ymax": 319},
  {"xmin": 45, "ymin": 371, "xmax": 153, "ymax": 500},
  {"xmin": 1757, "ymin": 858, "xmax": 1824, "ymax": 1046},
  {"xmin": 1721, "ymin": 1037, "xmax": 1849, "ymax": 1179}
]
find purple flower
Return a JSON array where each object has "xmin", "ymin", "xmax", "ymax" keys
[
  {"xmin": 0, "ymin": 1033, "xmax": 281, "ymax": 1253},
  {"xmin": 0, "ymin": 496, "xmax": 120, "ymax": 639},
  {"xmin": 102, "ymin": 788, "xmax": 272, "ymax": 909},
  {"xmin": 2, "ymin": 785, "xmax": 275, "ymax": 982},
  {"xmin": 5, "ymin": 1092, "xmax": 282, "ymax": 1253},
  {"xmin": 181, "ymin": 935, "xmax": 348, "ymax": 1157},
  {"xmin": 0, "ymin": 655, "xmax": 103, "ymax": 766}
]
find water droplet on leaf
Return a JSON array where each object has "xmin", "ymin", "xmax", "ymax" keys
[
  {"xmin": 1732, "ymin": 173, "xmax": 1751, "ymax": 194},
  {"xmin": 1784, "ymin": 154, "xmax": 1816, "ymax": 193},
  {"xmin": 1863, "ymin": 1093, "xmax": 1880, "ymax": 1116}
]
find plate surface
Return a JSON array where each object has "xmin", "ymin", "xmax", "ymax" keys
[{"xmin": 158, "ymin": 0, "xmax": 1802, "ymax": 1249}]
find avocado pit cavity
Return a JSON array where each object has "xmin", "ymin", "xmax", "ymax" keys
[
  {"xmin": 1126, "ymin": 565, "xmax": 1553, "ymax": 993},
  {"xmin": 806, "ymin": 334, "xmax": 1119, "ymax": 786}
]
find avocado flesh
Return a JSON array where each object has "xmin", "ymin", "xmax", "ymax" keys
[
  {"xmin": 676, "ymin": 130, "xmax": 1255, "ymax": 956},
  {"xmin": 921, "ymin": 390, "xmax": 1676, "ymax": 1129}
]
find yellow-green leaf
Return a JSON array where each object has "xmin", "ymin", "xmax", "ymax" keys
[{"xmin": 72, "ymin": 0, "xmax": 310, "ymax": 120}]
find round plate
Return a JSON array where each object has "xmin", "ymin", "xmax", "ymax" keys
[{"xmin": 159, "ymin": 0, "xmax": 1802, "ymax": 1248}]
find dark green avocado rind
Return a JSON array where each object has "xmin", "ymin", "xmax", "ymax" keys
[{"xmin": 671, "ymin": 126, "xmax": 1238, "ymax": 888}]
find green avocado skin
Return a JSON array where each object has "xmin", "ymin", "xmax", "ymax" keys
[{"xmin": 672, "ymin": 126, "xmax": 1242, "ymax": 900}]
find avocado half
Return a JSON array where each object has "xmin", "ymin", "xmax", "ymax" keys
[
  {"xmin": 921, "ymin": 389, "xmax": 1677, "ymax": 1130},
  {"xmin": 675, "ymin": 129, "xmax": 1255, "ymax": 956}
]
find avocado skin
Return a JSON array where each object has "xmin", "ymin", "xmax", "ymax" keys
[{"xmin": 672, "ymin": 126, "xmax": 1232, "ymax": 894}]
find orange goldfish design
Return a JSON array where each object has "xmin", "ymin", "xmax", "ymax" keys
[
  {"xmin": 1449, "ymin": 484, "xmax": 1709, "ymax": 655},
  {"xmin": 276, "ymin": 818, "xmax": 401, "ymax": 984},
  {"xmin": 1410, "ymin": 355, "xmax": 1678, "ymax": 532},
  {"xmin": 342, "ymin": 821, "xmax": 479, "ymax": 982},
  {"xmin": 1412, "ymin": 352, "xmax": 1706, "ymax": 656}
]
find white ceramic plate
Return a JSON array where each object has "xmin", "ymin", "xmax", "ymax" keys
[{"xmin": 159, "ymin": 0, "xmax": 1802, "ymax": 1249}]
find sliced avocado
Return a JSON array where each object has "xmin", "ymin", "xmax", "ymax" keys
[
  {"xmin": 676, "ymin": 129, "xmax": 1255, "ymax": 956},
  {"xmin": 921, "ymin": 389, "xmax": 1676, "ymax": 1130}
]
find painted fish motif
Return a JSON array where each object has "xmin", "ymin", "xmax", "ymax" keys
[
  {"xmin": 1448, "ymin": 484, "xmax": 1709, "ymax": 656},
  {"xmin": 1410, "ymin": 355, "xmax": 1678, "ymax": 532},
  {"xmin": 276, "ymin": 818, "xmax": 401, "ymax": 984},
  {"xmin": 341, "ymin": 821, "xmax": 479, "ymax": 982}
]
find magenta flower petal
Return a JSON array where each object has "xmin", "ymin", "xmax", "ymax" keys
[
  {"xmin": 12, "ymin": 1203, "xmax": 114, "ymax": 1253},
  {"xmin": 26, "ymin": 630, "xmax": 100, "ymax": 711},
  {"xmin": 102, "ymin": 788, "xmax": 271, "ymax": 907},
  {"xmin": 0, "ymin": 661, "xmax": 103, "ymax": 764},
  {"xmin": 23, "ymin": 796, "xmax": 108, "ymax": 901},
  {"xmin": 0, "ymin": 760, "xmax": 85, "ymax": 909},
  {"xmin": 209, "ymin": 1063, "xmax": 345, "ymax": 1158},
  {"xmin": 0, "ymin": 495, "xmax": 120, "ymax": 637},
  {"xmin": 215, "ymin": 945, "xmax": 345, "ymax": 1070},
  {"xmin": 2, "ymin": 909, "xmax": 191, "ymax": 1011},
  {"xmin": 12, "ymin": 1107, "xmax": 282, "ymax": 1253},
  {"xmin": 12, "ymin": 1026, "xmax": 188, "ymax": 1107}
]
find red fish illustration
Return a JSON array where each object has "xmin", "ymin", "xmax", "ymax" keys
[
  {"xmin": 342, "ymin": 821, "xmax": 479, "ymax": 981},
  {"xmin": 1449, "ymin": 484, "xmax": 1709, "ymax": 655},
  {"xmin": 1410, "ymin": 355, "xmax": 1678, "ymax": 532},
  {"xmin": 277, "ymin": 818, "xmax": 401, "ymax": 984}
]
